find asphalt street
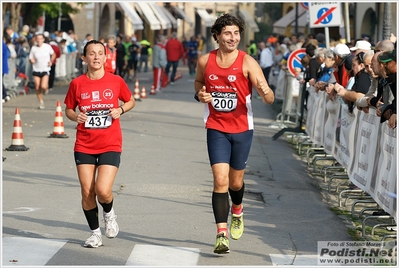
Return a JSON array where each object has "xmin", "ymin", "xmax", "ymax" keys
[{"xmin": 2, "ymin": 64, "xmax": 352, "ymax": 266}]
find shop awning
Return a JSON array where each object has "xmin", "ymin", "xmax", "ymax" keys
[
  {"xmin": 289, "ymin": 10, "xmax": 308, "ymax": 32},
  {"xmin": 134, "ymin": 2, "xmax": 161, "ymax": 30},
  {"xmin": 238, "ymin": 9, "xmax": 259, "ymax": 32},
  {"xmin": 159, "ymin": 5, "xmax": 178, "ymax": 29},
  {"xmin": 273, "ymin": 5, "xmax": 307, "ymax": 35},
  {"xmin": 148, "ymin": 2, "xmax": 172, "ymax": 29},
  {"xmin": 172, "ymin": 6, "xmax": 193, "ymax": 27},
  {"xmin": 196, "ymin": 8, "xmax": 213, "ymax": 27},
  {"xmin": 117, "ymin": 3, "xmax": 144, "ymax": 30}
]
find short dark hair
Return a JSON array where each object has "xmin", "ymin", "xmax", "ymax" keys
[
  {"xmin": 305, "ymin": 44, "xmax": 317, "ymax": 57},
  {"xmin": 210, "ymin": 13, "xmax": 245, "ymax": 42},
  {"xmin": 83, "ymin": 39, "xmax": 106, "ymax": 56}
]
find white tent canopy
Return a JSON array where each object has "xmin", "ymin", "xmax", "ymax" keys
[{"xmin": 273, "ymin": 5, "xmax": 308, "ymax": 36}]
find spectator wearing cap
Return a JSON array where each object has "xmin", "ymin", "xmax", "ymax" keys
[
  {"xmin": 356, "ymin": 40, "xmax": 394, "ymax": 111},
  {"xmin": 334, "ymin": 51, "xmax": 371, "ymax": 113},
  {"xmin": 375, "ymin": 50, "xmax": 396, "ymax": 123},
  {"xmin": 350, "ymin": 40, "xmax": 371, "ymax": 55},
  {"xmin": 332, "ymin": 43, "xmax": 353, "ymax": 88}
]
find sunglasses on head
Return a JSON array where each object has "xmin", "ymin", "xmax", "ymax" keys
[{"xmin": 356, "ymin": 52, "xmax": 365, "ymax": 63}]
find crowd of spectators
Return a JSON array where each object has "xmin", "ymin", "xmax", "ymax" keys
[
  {"xmin": 2, "ymin": 24, "xmax": 207, "ymax": 102},
  {"xmin": 249, "ymin": 32, "xmax": 396, "ymax": 129}
]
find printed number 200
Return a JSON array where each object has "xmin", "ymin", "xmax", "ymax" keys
[{"xmin": 214, "ymin": 99, "xmax": 234, "ymax": 110}]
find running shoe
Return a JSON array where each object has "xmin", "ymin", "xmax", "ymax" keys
[
  {"xmin": 103, "ymin": 212, "xmax": 119, "ymax": 238},
  {"xmin": 213, "ymin": 232, "xmax": 230, "ymax": 254},
  {"xmin": 39, "ymin": 101, "xmax": 45, "ymax": 110},
  {"xmin": 84, "ymin": 232, "xmax": 102, "ymax": 248},
  {"xmin": 230, "ymin": 212, "xmax": 244, "ymax": 240}
]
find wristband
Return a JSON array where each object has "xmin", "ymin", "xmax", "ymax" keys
[
  {"xmin": 120, "ymin": 106, "xmax": 125, "ymax": 115},
  {"xmin": 194, "ymin": 92, "xmax": 200, "ymax": 102}
]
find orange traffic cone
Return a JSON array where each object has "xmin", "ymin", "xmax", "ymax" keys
[
  {"xmin": 140, "ymin": 86, "xmax": 147, "ymax": 99},
  {"xmin": 6, "ymin": 108, "xmax": 29, "ymax": 151},
  {"xmin": 49, "ymin": 101, "xmax": 68, "ymax": 138},
  {"xmin": 150, "ymin": 85, "xmax": 156, "ymax": 95},
  {"xmin": 133, "ymin": 79, "xmax": 141, "ymax": 101}
]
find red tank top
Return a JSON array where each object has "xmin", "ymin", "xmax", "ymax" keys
[
  {"xmin": 203, "ymin": 50, "xmax": 253, "ymax": 133},
  {"xmin": 104, "ymin": 46, "xmax": 117, "ymax": 73}
]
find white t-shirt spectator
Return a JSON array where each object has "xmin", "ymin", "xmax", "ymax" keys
[{"xmin": 259, "ymin": 47, "xmax": 273, "ymax": 69}]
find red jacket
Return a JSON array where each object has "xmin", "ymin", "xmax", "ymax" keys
[
  {"xmin": 165, "ymin": 38, "xmax": 184, "ymax": 62},
  {"xmin": 104, "ymin": 46, "xmax": 117, "ymax": 73},
  {"xmin": 50, "ymin": 42, "xmax": 61, "ymax": 65}
]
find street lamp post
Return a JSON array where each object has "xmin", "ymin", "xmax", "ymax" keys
[
  {"xmin": 58, "ymin": 3, "xmax": 62, "ymax": 30},
  {"xmin": 382, "ymin": 3, "xmax": 391, "ymax": 40}
]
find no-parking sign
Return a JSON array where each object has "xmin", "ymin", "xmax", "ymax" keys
[
  {"xmin": 301, "ymin": 2, "xmax": 309, "ymax": 10},
  {"xmin": 308, "ymin": 2, "xmax": 341, "ymax": 28},
  {"xmin": 287, "ymin": 48, "xmax": 306, "ymax": 77}
]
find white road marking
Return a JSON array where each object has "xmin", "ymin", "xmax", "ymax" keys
[
  {"xmin": 3, "ymin": 207, "xmax": 42, "ymax": 214},
  {"xmin": 126, "ymin": 244, "xmax": 200, "ymax": 266},
  {"xmin": 2, "ymin": 237, "xmax": 67, "ymax": 266},
  {"xmin": 270, "ymin": 254, "xmax": 319, "ymax": 266},
  {"xmin": 17, "ymin": 230, "xmax": 54, "ymax": 238}
]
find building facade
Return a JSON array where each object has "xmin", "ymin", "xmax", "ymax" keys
[{"xmin": 63, "ymin": 2, "xmax": 259, "ymax": 53}]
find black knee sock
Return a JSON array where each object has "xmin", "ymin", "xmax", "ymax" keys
[
  {"xmin": 99, "ymin": 199, "xmax": 113, "ymax": 213},
  {"xmin": 212, "ymin": 192, "xmax": 230, "ymax": 224},
  {"xmin": 229, "ymin": 182, "xmax": 245, "ymax": 206},
  {"xmin": 83, "ymin": 206, "xmax": 99, "ymax": 230}
]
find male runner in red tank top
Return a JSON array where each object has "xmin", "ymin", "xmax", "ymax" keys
[{"xmin": 194, "ymin": 13, "xmax": 274, "ymax": 254}]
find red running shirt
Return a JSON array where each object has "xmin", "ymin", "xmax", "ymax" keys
[
  {"xmin": 104, "ymin": 46, "xmax": 117, "ymax": 73},
  {"xmin": 64, "ymin": 72, "xmax": 132, "ymax": 154},
  {"xmin": 203, "ymin": 50, "xmax": 253, "ymax": 133}
]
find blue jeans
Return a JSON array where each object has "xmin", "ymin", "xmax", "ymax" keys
[
  {"xmin": 165, "ymin": 61, "xmax": 179, "ymax": 82},
  {"xmin": 188, "ymin": 55, "xmax": 197, "ymax": 75},
  {"xmin": 138, "ymin": 54, "xmax": 149, "ymax": 72}
]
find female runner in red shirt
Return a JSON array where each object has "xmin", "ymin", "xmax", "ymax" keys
[{"xmin": 64, "ymin": 39, "xmax": 135, "ymax": 248}]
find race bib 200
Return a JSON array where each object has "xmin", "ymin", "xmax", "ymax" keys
[
  {"xmin": 85, "ymin": 110, "xmax": 112, "ymax": 129},
  {"xmin": 211, "ymin": 91, "xmax": 238, "ymax": 112}
]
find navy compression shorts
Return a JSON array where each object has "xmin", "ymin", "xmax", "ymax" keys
[{"xmin": 206, "ymin": 129, "xmax": 253, "ymax": 170}]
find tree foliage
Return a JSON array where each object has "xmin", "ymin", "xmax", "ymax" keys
[
  {"xmin": 255, "ymin": 22, "xmax": 273, "ymax": 43},
  {"xmin": 2, "ymin": 2, "xmax": 85, "ymax": 31},
  {"xmin": 263, "ymin": 3, "xmax": 283, "ymax": 24}
]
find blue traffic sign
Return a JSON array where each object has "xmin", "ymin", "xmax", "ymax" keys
[{"xmin": 315, "ymin": 7, "xmax": 337, "ymax": 25}]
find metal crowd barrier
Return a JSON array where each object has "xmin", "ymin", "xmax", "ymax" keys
[{"xmin": 280, "ymin": 82, "xmax": 396, "ymax": 241}]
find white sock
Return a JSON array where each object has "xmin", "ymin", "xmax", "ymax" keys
[
  {"xmin": 104, "ymin": 207, "xmax": 114, "ymax": 217},
  {"xmin": 92, "ymin": 227, "xmax": 101, "ymax": 236}
]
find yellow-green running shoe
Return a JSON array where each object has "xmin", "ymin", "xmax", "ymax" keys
[
  {"xmin": 213, "ymin": 233, "xmax": 230, "ymax": 254},
  {"xmin": 230, "ymin": 212, "xmax": 244, "ymax": 240}
]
